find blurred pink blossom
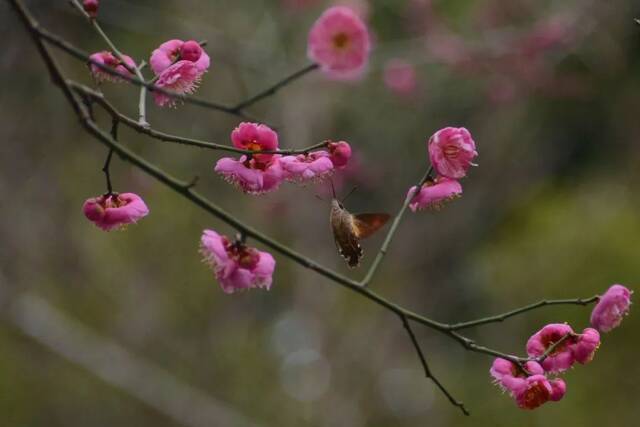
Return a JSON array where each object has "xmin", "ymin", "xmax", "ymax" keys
[
  {"xmin": 383, "ymin": 59, "xmax": 418, "ymax": 97},
  {"xmin": 83, "ymin": 192, "xmax": 149, "ymax": 231},
  {"xmin": 200, "ymin": 229, "xmax": 275, "ymax": 294},
  {"xmin": 89, "ymin": 51, "xmax": 136, "ymax": 83},
  {"xmin": 307, "ymin": 6, "xmax": 371, "ymax": 80}
]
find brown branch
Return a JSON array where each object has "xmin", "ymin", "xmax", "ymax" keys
[
  {"xmin": 400, "ymin": 315, "xmax": 470, "ymax": 416},
  {"xmin": 231, "ymin": 63, "xmax": 319, "ymax": 112},
  {"xmin": 450, "ymin": 296, "xmax": 599, "ymax": 331},
  {"xmin": 67, "ymin": 82, "xmax": 330, "ymax": 155}
]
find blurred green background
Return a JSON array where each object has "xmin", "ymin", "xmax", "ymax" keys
[{"xmin": 1, "ymin": 0, "xmax": 639, "ymax": 426}]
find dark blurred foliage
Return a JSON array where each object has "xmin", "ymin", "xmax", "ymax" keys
[{"xmin": 1, "ymin": 0, "xmax": 639, "ymax": 426}]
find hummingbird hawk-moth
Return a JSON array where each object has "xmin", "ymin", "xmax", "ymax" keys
[{"xmin": 330, "ymin": 198, "xmax": 390, "ymax": 268}]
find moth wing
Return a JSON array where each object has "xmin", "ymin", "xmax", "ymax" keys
[
  {"xmin": 353, "ymin": 213, "xmax": 391, "ymax": 239},
  {"xmin": 338, "ymin": 232, "xmax": 363, "ymax": 268}
]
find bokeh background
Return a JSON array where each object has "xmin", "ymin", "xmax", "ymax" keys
[{"xmin": 1, "ymin": 0, "xmax": 639, "ymax": 426}]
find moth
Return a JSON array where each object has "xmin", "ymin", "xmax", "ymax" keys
[{"xmin": 330, "ymin": 198, "xmax": 390, "ymax": 268}]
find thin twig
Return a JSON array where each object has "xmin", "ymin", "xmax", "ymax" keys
[
  {"xmin": 450, "ymin": 296, "xmax": 599, "ymax": 331},
  {"xmin": 360, "ymin": 167, "xmax": 432, "ymax": 286},
  {"xmin": 400, "ymin": 314, "xmax": 470, "ymax": 416},
  {"xmin": 69, "ymin": 0, "xmax": 149, "ymax": 125},
  {"xmin": 102, "ymin": 147, "xmax": 114, "ymax": 194},
  {"xmin": 231, "ymin": 63, "xmax": 319, "ymax": 112},
  {"xmin": 535, "ymin": 333, "xmax": 575, "ymax": 364},
  {"xmin": 67, "ymin": 81, "xmax": 330, "ymax": 155},
  {"xmin": 33, "ymin": 24, "xmax": 263, "ymax": 123}
]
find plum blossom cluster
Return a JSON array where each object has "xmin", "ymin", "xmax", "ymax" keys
[
  {"xmin": 408, "ymin": 127, "xmax": 477, "ymax": 211},
  {"xmin": 88, "ymin": 39, "xmax": 210, "ymax": 107},
  {"xmin": 491, "ymin": 284, "xmax": 632, "ymax": 409},
  {"xmin": 215, "ymin": 122, "xmax": 352, "ymax": 194},
  {"xmin": 86, "ymin": 5, "xmax": 373, "ymax": 111}
]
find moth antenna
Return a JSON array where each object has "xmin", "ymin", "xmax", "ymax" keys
[
  {"xmin": 342, "ymin": 186, "xmax": 359, "ymax": 203},
  {"xmin": 314, "ymin": 194, "xmax": 325, "ymax": 202}
]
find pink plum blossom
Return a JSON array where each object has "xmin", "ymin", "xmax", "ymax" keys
[
  {"xmin": 514, "ymin": 375, "xmax": 553, "ymax": 410},
  {"xmin": 215, "ymin": 155, "xmax": 284, "ymax": 195},
  {"xmin": 549, "ymin": 378, "xmax": 567, "ymax": 402},
  {"xmin": 526, "ymin": 323, "xmax": 575, "ymax": 373},
  {"xmin": 231, "ymin": 122, "xmax": 279, "ymax": 163},
  {"xmin": 200, "ymin": 229, "xmax": 275, "ymax": 294},
  {"xmin": 83, "ymin": 192, "xmax": 149, "ymax": 231},
  {"xmin": 150, "ymin": 39, "xmax": 210, "ymax": 107},
  {"xmin": 490, "ymin": 358, "xmax": 544, "ymax": 394},
  {"xmin": 384, "ymin": 59, "xmax": 417, "ymax": 96},
  {"xmin": 570, "ymin": 328, "xmax": 600, "ymax": 364},
  {"xmin": 590, "ymin": 284, "xmax": 633, "ymax": 332},
  {"xmin": 89, "ymin": 51, "xmax": 136, "ymax": 83},
  {"xmin": 327, "ymin": 141, "xmax": 352, "ymax": 168},
  {"xmin": 280, "ymin": 151, "xmax": 334, "ymax": 183},
  {"xmin": 407, "ymin": 177, "xmax": 462, "ymax": 212},
  {"xmin": 150, "ymin": 39, "xmax": 210, "ymax": 75},
  {"xmin": 490, "ymin": 358, "xmax": 564, "ymax": 409},
  {"xmin": 83, "ymin": 0, "xmax": 99, "ymax": 18},
  {"xmin": 428, "ymin": 127, "xmax": 478, "ymax": 179},
  {"xmin": 307, "ymin": 6, "xmax": 371, "ymax": 80}
]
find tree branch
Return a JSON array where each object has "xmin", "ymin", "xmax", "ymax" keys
[
  {"xmin": 400, "ymin": 314, "xmax": 470, "ymax": 416},
  {"xmin": 67, "ymin": 81, "xmax": 331, "ymax": 155},
  {"xmin": 449, "ymin": 296, "xmax": 599, "ymax": 331},
  {"xmin": 33, "ymin": 23, "xmax": 263, "ymax": 122},
  {"xmin": 69, "ymin": 0, "xmax": 150, "ymax": 125},
  {"xmin": 360, "ymin": 167, "xmax": 432, "ymax": 286},
  {"xmin": 231, "ymin": 63, "xmax": 319, "ymax": 112}
]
